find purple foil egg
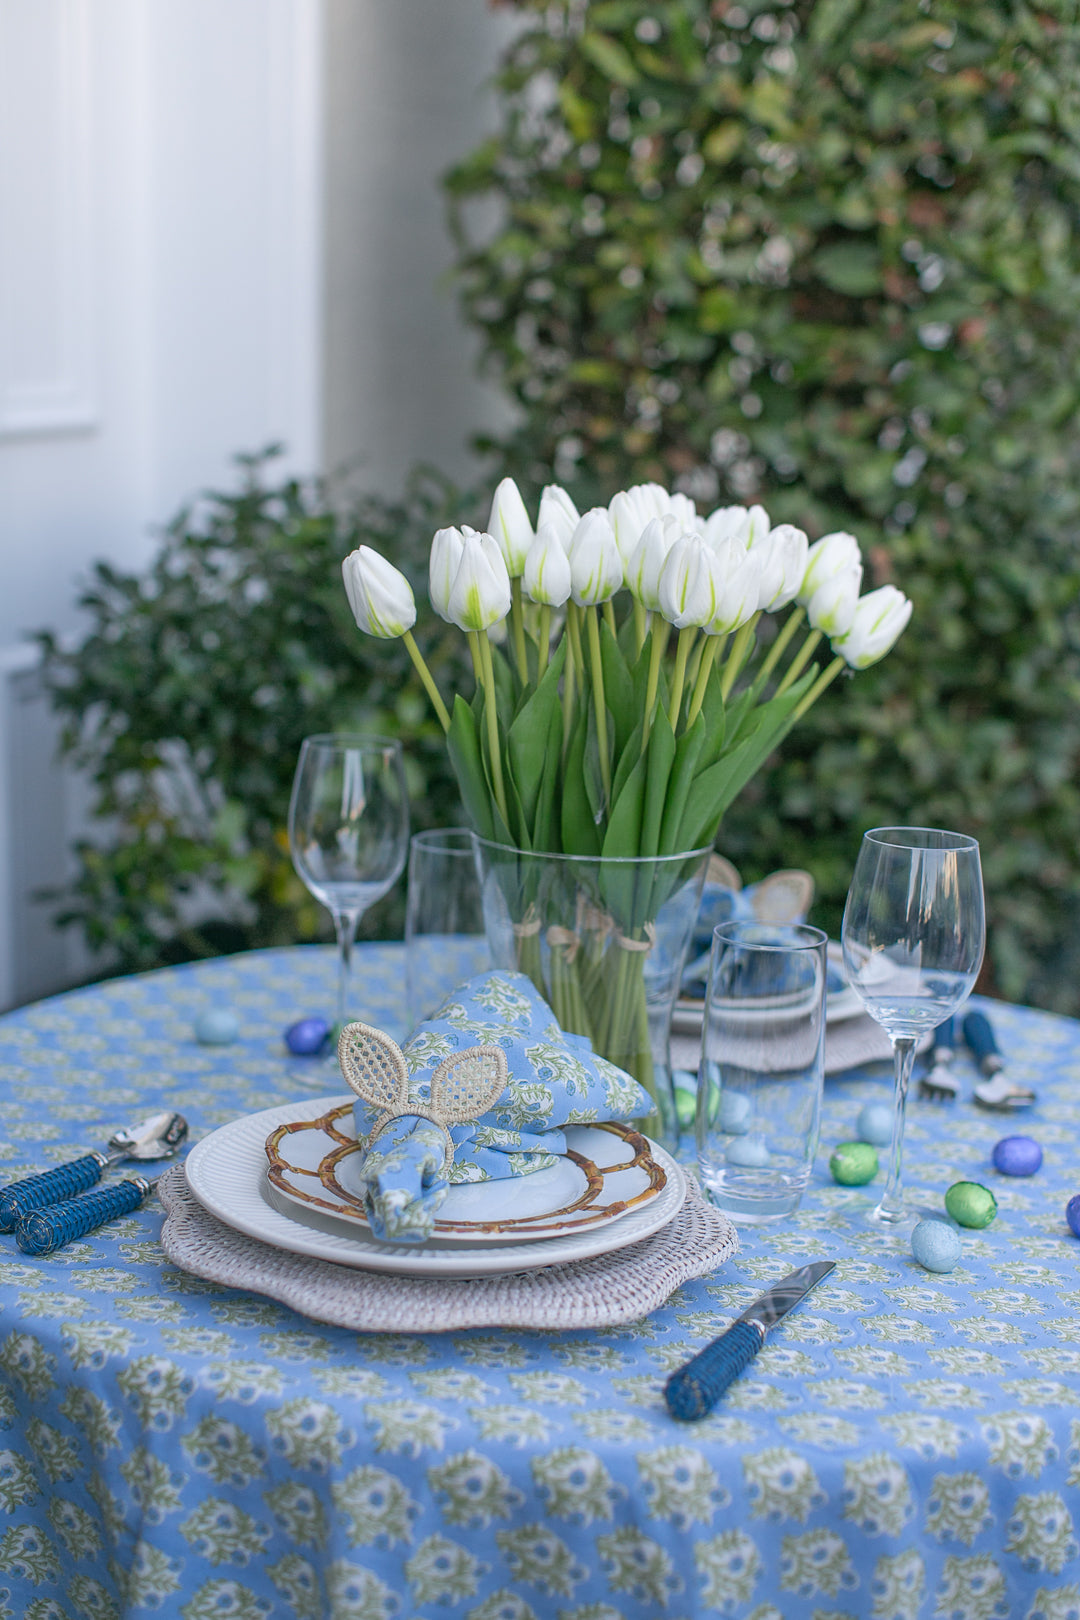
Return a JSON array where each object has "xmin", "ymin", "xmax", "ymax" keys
[
  {"xmin": 285, "ymin": 1017, "xmax": 331, "ymax": 1057},
  {"xmin": 1067, "ymin": 1194, "xmax": 1080, "ymax": 1239},
  {"xmin": 991, "ymin": 1135, "xmax": 1042, "ymax": 1177}
]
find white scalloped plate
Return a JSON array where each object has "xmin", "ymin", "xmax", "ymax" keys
[{"xmin": 184, "ymin": 1098, "xmax": 687, "ymax": 1278}]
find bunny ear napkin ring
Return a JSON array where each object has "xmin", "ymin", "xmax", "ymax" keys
[{"xmin": 337, "ymin": 1022, "xmax": 509, "ymax": 1170}]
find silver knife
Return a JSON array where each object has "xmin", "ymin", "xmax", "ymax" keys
[{"xmin": 665, "ymin": 1261, "xmax": 836, "ymax": 1420}]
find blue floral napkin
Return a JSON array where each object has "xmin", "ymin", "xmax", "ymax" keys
[{"xmin": 350, "ymin": 970, "xmax": 653, "ymax": 1243}]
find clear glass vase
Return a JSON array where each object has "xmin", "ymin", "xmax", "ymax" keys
[{"xmin": 472, "ymin": 838, "xmax": 710, "ymax": 1150}]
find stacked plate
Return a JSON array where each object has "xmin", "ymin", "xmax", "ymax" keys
[{"xmin": 183, "ymin": 1098, "xmax": 688, "ymax": 1280}]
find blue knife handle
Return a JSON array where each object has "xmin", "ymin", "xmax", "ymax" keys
[
  {"xmin": 963, "ymin": 1010, "xmax": 1002, "ymax": 1073},
  {"xmin": 0, "ymin": 1154, "xmax": 105, "ymax": 1233},
  {"xmin": 15, "ymin": 1178, "xmax": 149, "ymax": 1256},
  {"xmin": 665, "ymin": 1319, "xmax": 763, "ymax": 1420}
]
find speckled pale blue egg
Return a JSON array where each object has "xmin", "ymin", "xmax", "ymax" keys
[
  {"xmin": 856, "ymin": 1102, "xmax": 894, "ymax": 1147},
  {"xmin": 726, "ymin": 1136, "xmax": 769, "ymax": 1167},
  {"xmin": 992, "ymin": 1135, "xmax": 1042, "ymax": 1177},
  {"xmin": 284, "ymin": 1017, "xmax": 331, "ymax": 1057},
  {"xmin": 194, "ymin": 1008, "xmax": 239, "ymax": 1046},
  {"xmin": 719, "ymin": 1091, "xmax": 752, "ymax": 1134},
  {"xmin": 911, "ymin": 1218, "xmax": 962, "ymax": 1274},
  {"xmin": 1066, "ymin": 1194, "xmax": 1080, "ymax": 1239}
]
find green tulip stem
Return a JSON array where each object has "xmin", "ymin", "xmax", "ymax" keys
[
  {"xmin": 686, "ymin": 633, "xmax": 723, "ymax": 727},
  {"xmin": 775, "ymin": 628, "xmax": 822, "ymax": 697},
  {"xmin": 719, "ymin": 612, "xmax": 761, "ymax": 701},
  {"xmin": 537, "ymin": 603, "xmax": 551, "ymax": 684},
  {"xmin": 641, "ymin": 616, "xmax": 670, "ymax": 750},
  {"xmin": 510, "ymin": 576, "xmax": 529, "ymax": 683},
  {"xmin": 402, "ymin": 629, "xmax": 450, "ymax": 732},
  {"xmin": 668, "ymin": 627, "xmax": 697, "ymax": 730},
  {"xmin": 587, "ymin": 606, "xmax": 613, "ymax": 809},
  {"xmin": 756, "ymin": 604, "xmax": 804, "ymax": 686},
  {"xmin": 473, "ymin": 630, "xmax": 510, "ymax": 828},
  {"xmin": 466, "ymin": 631, "xmax": 483, "ymax": 684},
  {"xmin": 603, "ymin": 597, "xmax": 618, "ymax": 639},
  {"xmin": 562, "ymin": 608, "xmax": 578, "ymax": 755},
  {"xmin": 792, "ymin": 653, "xmax": 845, "ymax": 721},
  {"xmin": 632, "ymin": 598, "xmax": 647, "ymax": 657}
]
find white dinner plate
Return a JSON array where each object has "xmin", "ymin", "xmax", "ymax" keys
[
  {"xmin": 184, "ymin": 1098, "xmax": 688, "ymax": 1278},
  {"xmin": 264, "ymin": 1102, "xmax": 666, "ymax": 1244}
]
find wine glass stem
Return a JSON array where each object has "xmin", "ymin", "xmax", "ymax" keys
[
  {"xmin": 334, "ymin": 910, "xmax": 363, "ymax": 1029},
  {"xmin": 876, "ymin": 1035, "xmax": 917, "ymax": 1223}
]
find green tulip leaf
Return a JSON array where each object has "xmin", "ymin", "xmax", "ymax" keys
[
  {"xmin": 447, "ymin": 696, "xmax": 494, "ymax": 842},
  {"xmin": 507, "ymin": 638, "xmax": 566, "ymax": 829},
  {"xmin": 561, "ymin": 711, "xmax": 601, "ymax": 857},
  {"xmin": 641, "ymin": 705, "xmax": 677, "ymax": 860},
  {"xmin": 659, "ymin": 712, "xmax": 706, "ymax": 856},
  {"xmin": 599, "ymin": 618, "xmax": 636, "ymax": 756}
]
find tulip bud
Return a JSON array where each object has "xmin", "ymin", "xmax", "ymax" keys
[
  {"xmin": 705, "ymin": 536, "xmax": 763, "ymax": 634},
  {"xmin": 568, "ymin": 508, "xmax": 623, "ymax": 605},
  {"xmin": 429, "ymin": 526, "xmax": 467, "ymax": 622},
  {"xmin": 522, "ymin": 523, "xmax": 572, "ymax": 607},
  {"xmin": 835, "ymin": 585, "xmax": 913, "ymax": 668},
  {"xmin": 342, "ymin": 546, "xmax": 417, "ymax": 639},
  {"xmin": 755, "ymin": 524, "xmax": 809, "ymax": 612},
  {"xmin": 807, "ymin": 564, "xmax": 862, "ymax": 637},
  {"xmin": 446, "ymin": 531, "xmax": 512, "ymax": 632},
  {"xmin": 626, "ymin": 514, "xmax": 680, "ymax": 610},
  {"xmin": 487, "ymin": 477, "xmax": 534, "ymax": 578},
  {"xmin": 799, "ymin": 531, "xmax": 863, "ymax": 604},
  {"xmin": 658, "ymin": 534, "xmax": 720, "ymax": 629},
  {"xmin": 703, "ymin": 505, "xmax": 750, "ymax": 549},
  {"xmin": 537, "ymin": 484, "xmax": 580, "ymax": 551},
  {"xmin": 668, "ymin": 492, "xmax": 699, "ymax": 531},
  {"xmin": 745, "ymin": 504, "xmax": 771, "ymax": 546},
  {"xmin": 608, "ymin": 483, "xmax": 668, "ymax": 565}
]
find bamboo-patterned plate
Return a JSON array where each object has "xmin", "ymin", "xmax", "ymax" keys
[{"xmin": 264, "ymin": 1102, "xmax": 671, "ymax": 1244}]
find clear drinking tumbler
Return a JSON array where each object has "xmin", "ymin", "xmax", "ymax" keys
[
  {"xmin": 695, "ymin": 921, "xmax": 828, "ymax": 1222},
  {"xmin": 405, "ymin": 828, "xmax": 492, "ymax": 1032}
]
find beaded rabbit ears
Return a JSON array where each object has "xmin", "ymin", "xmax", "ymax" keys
[{"xmin": 337, "ymin": 1022, "xmax": 508, "ymax": 1168}]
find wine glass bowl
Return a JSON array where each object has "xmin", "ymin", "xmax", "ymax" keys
[{"xmin": 842, "ymin": 827, "xmax": 985, "ymax": 1224}]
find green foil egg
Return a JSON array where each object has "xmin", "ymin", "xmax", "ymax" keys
[
  {"xmin": 944, "ymin": 1180, "xmax": 998, "ymax": 1229},
  {"xmin": 829, "ymin": 1141, "xmax": 879, "ymax": 1186}
]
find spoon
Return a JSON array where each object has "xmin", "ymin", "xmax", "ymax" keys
[{"xmin": 0, "ymin": 1112, "xmax": 188, "ymax": 1232}]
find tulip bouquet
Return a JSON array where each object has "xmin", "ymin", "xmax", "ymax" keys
[{"xmin": 342, "ymin": 479, "xmax": 911, "ymax": 1126}]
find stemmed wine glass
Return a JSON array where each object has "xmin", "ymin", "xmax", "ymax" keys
[
  {"xmin": 288, "ymin": 734, "xmax": 409, "ymax": 1037},
  {"xmin": 842, "ymin": 827, "xmax": 985, "ymax": 1225}
]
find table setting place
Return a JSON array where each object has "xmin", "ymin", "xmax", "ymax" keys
[{"xmin": 3, "ymin": 480, "xmax": 1079, "ymax": 1620}]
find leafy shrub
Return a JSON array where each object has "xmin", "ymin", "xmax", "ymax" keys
[
  {"xmin": 39, "ymin": 456, "xmax": 476, "ymax": 973},
  {"xmin": 447, "ymin": 0, "xmax": 1080, "ymax": 1008}
]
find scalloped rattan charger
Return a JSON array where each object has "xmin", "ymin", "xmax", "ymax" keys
[{"xmin": 158, "ymin": 1162, "xmax": 737, "ymax": 1333}]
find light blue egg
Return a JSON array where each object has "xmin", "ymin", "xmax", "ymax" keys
[
  {"xmin": 911, "ymin": 1218, "xmax": 961, "ymax": 1274},
  {"xmin": 719, "ymin": 1091, "xmax": 752, "ymax": 1134},
  {"xmin": 194, "ymin": 1008, "xmax": 240, "ymax": 1046},
  {"xmin": 857, "ymin": 1102, "xmax": 894, "ymax": 1147},
  {"xmin": 726, "ymin": 1136, "xmax": 769, "ymax": 1168}
]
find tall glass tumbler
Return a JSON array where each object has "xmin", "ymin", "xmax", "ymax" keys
[
  {"xmin": 696, "ymin": 922, "xmax": 828, "ymax": 1223},
  {"xmin": 405, "ymin": 828, "xmax": 492, "ymax": 1032}
]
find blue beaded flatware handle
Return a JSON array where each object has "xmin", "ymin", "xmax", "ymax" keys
[
  {"xmin": 15, "ymin": 1177, "xmax": 153, "ymax": 1257},
  {"xmin": 0, "ymin": 1155, "xmax": 106, "ymax": 1233},
  {"xmin": 963, "ymin": 1010, "xmax": 1001, "ymax": 1073},
  {"xmin": 665, "ymin": 1319, "xmax": 764, "ymax": 1419}
]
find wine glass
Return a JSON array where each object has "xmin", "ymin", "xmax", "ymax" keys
[
  {"xmin": 841, "ymin": 827, "xmax": 985, "ymax": 1225},
  {"xmin": 288, "ymin": 734, "xmax": 409, "ymax": 1036}
]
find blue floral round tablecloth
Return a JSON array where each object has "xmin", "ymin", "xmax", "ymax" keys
[{"xmin": 0, "ymin": 944, "xmax": 1078, "ymax": 1620}]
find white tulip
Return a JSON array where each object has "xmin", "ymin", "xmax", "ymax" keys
[
  {"xmin": 445, "ymin": 530, "xmax": 512, "ymax": 632},
  {"xmin": 537, "ymin": 484, "xmax": 580, "ymax": 551},
  {"xmin": 745, "ymin": 503, "xmax": 771, "ymax": 545},
  {"xmin": 706, "ymin": 536, "xmax": 764, "ymax": 634},
  {"xmin": 835, "ymin": 585, "xmax": 913, "ymax": 668},
  {"xmin": 799, "ymin": 530, "xmax": 863, "ymax": 604},
  {"xmin": 487, "ymin": 477, "xmax": 534, "ymax": 578},
  {"xmin": 608, "ymin": 483, "xmax": 668, "ymax": 565},
  {"xmin": 568, "ymin": 508, "xmax": 623, "ymax": 605},
  {"xmin": 523, "ymin": 523, "xmax": 572, "ymax": 607},
  {"xmin": 429, "ymin": 526, "xmax": 467, "ymax": 622},
  {"xmin": 807, "ymin": 564, "xmax": 862, "ymax": 637},
  {"xmin": 755, "ymin": 523, "xmax": 809, "ymax": 612},
  {"xmin": 626, "ymin": 514, "xmax": 680, "ymax": 610},
  {"xmin": 342, "ymin": 546, "xmax": 417, "ymax": 639},
  {"xmin": 658, "ymin": 534, "xmax": 720, "ymax": 629},
  {"xmin": 668, "ymin": 491, "xmax": 699, "ymax": 531},
  {"xmin": 702, "ymin": 504, "xmax": 750, "ymax": 549}
]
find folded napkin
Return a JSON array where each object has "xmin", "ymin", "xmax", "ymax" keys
[{"xmin": 338, "ymin": 970, "xmax": 653, "ymax": 1243}]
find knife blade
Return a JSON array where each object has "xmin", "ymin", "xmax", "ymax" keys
[{"xmin": 665, "ymin": 1260, "xmax": 836, "ymax": 1420}]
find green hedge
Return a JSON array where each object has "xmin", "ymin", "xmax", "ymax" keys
[{"xmin": 446, "ymin": 0, "xmax": 1080, "ymax": 1009}]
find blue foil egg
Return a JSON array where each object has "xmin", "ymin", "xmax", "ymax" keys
[
  {"xmin": 719, "ymin": 1091, "xmax": 752, "ymax": 1134},
  {"xmin": 911, "ymin": 1218, "xmax": 962, "ymax": 1274},
  {"xmin": 194, "ymin": 1009, "xmax": 239, "ymax": 1046},
  {"xmin": 1067, "ymin": 1194, "xmax": 1080, "ymax": 1239},
  {"xmin": 285, "ymin": 1017, "xmax": 331, "ymax": 1057},
  {"xmin": 726, "ymin": 1136, "xmax": 769, "ymax": 1168},
  {"xmin": 856, "ymin": 1102, "xmax": 894, "ymax": 1147},
  {"xmin": 991, "ymin": 1135, "xmax": 1042, "ymax": 1177}
]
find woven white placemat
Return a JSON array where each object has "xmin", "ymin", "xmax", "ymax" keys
[{"xmin": 158, "ymin": 1163, "xmax": 738, "ymax": 1333}]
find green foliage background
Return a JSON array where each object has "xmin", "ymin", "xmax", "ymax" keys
[{"xmin": 445, "ymin": 0, "xmax": 1080, "ymax": 1008}]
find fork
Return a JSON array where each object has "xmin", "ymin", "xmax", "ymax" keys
[{"xmin": 918, "ymin": 1014, "xmax": 961, "ymax": 1101}]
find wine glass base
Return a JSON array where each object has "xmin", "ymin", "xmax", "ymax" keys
[{"xmin": 869, "ymin": 1202, "xmax": 907, "ymax": 1225}]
